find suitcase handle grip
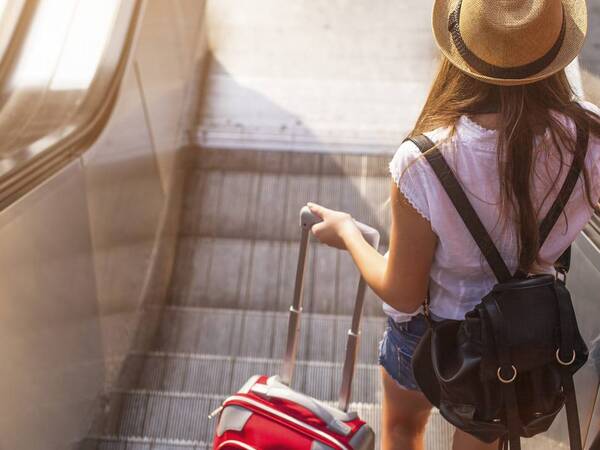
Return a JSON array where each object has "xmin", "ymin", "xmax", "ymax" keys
[
  {"xmin": 300, "ymin": 206, "xmax": 380, "ymax": 249},
  {"xmin": 281, "ymin": 205, "xmax": 381, "ymax": 412}
]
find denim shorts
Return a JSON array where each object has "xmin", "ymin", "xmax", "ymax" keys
[{"xmin": 378, "ymin": 314, "xmax": 430, "ymax": 391}]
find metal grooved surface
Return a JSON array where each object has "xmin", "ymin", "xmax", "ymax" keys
[
  {"xmin": 142, "ymin": 307, "xmax": 385, "ymax": 363},
  {"xmin": 84, "ymin": 147, "xmax": 455, "ymax": 449},
  {"xmin": 81, "ymin": 144, "xmax": 565, "ymax": 449}
]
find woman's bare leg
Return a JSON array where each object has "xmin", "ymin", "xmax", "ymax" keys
[
  {"xmin": 381, "ymin": 367, "xmax": 432, "ymax": 450},
  {"xmin": 452, "ymin": 428, "xmax": 498, "ymax": 450}
]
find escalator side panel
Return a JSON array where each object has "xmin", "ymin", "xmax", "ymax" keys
[{"xmin": 0, "ymin": 161, "xmax": 103, "ymax": 450}]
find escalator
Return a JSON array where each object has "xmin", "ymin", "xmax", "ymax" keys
[
  {"xmin": 77, "ymin": 2, "xmax": 455, "ymax": 442},
  {"xmin": 82, "ymin": 144, "xmax": 461, "ymax": 448},
  {"xmin": 83, "ymin": 147, "xmax": 390, "ymax": 448}
]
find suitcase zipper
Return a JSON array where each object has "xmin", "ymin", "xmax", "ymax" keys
[
  {"xmin": 208, "ymin": 405, "xmax": 224, "ymax": 420},
  {"xmin": 221, "ymin": 395, "xmax": 351, "ymax": 450}
]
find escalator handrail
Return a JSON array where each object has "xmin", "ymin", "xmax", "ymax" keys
[{"xmin": 0, "ymin": 0, "xmax": 145, "ymax": 211}]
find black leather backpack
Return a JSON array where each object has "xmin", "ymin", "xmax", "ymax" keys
[{"xmin": 408, "ymin": 130, "xmax": 590, "ymax": 450}]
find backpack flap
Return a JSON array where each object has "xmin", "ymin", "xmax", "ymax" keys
[
  {"xmin": 474, "ymin": 275, "xmax": 588, "ymax": 382},
  {"xmin": 477, "ymin": 275, "xmax": 560, "ymax": 381}
]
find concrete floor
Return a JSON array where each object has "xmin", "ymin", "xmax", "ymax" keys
[
  {"xmin": 197, "ymin": 0, "xmax": 439, "ymax": 153},
  {"xmin": 197, "ymin": 0, "xmax": 600, "ymax": 154}
]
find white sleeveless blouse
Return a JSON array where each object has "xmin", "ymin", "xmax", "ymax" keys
[{"xmin": 386, "ymin": 100, "xmax": 600, "ymax": 322}]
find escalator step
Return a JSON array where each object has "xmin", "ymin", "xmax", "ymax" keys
[
  {"xmin": 82, "ymin": 437, "xmax": 210, "ymax": 449},
  {"xmin": 181, "ymin": 168, "xmax": 392, "ymax": 245},
  {"xmin": 83, "ymin": 421, "xmax": 562, "ymax": 450},
  {"xmin": 86, "ymin": 391, "xmax": 459, "ymax": 450},
  {"xmin": 91, "ymin": 391, "xmax": 381, "ymax": 444},
  {"xmin": 117, "ymin": 353, "xmax": 381, "ymax": 403},
  {"xmin": 140, "ymin": 306, "xmax": 385, "ymax": 365},
  {"xmin": 191, "ymin": 148, "xmax": 391, "ymax": 177},
  {"xmin": 168, "ymin": 237, "xmax": 386, "ymax": 317}
]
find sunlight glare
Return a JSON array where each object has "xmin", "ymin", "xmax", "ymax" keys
[
  {"xmin": 0, "ymin": 0, "xmax": 8, "ymax": 18},
  {"xmin": 11, "ymin": 0, "xmax": 120, "ymax": 90},
  {"xmin": 51, "ymin": 0, "xmax": 120, "ymax": 90},
  {"xmin": 11, "ymin": 0, "xmax": 78, "ymax": 88}
]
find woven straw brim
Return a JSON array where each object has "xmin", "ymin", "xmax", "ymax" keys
[{"xmin": 432, "ymin": 0, "xmax": 588, "ymax": 86}]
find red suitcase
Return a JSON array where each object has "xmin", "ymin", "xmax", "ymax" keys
[{"xmin": 210, "ymin": 206, "xmax": 381, "ymax": 450}]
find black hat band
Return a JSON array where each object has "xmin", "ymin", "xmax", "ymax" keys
[{"xmin": 448, "ymin": 0, "xmax": 567, "ymax": 80}]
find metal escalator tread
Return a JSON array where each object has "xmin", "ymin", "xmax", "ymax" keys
[
  {"xmin": 142, "ymin": 306, "xmax": 385, "ymax": 364},
  {"xmin": 180, "ymin": 170, "xmax": 392, "ymax": 243},
  {"xmin": 85, "ymin": 400, "xmax": 455, "ymax": 449},
  {"xmin": 86, "ymin": 301, "xmax": 465, "ymax": 449},
  {"xmin": 82, "ymin": 436, "xmax": 211, "ymax": 449},
  {"xmin": 86, "ymin": 147, "xmax": 404, "ymax": 448},
  {"xmin": 181, "ymin": 169, "xmax": 392, "ymax": 246},
  {"xmin": 83, "ymin": 423, "xmax": 563, "ymax": 450},
  {"xmin": 89, "ymin": 304, "xmax": 388, "ymax": 446},
  {"xmin": 117, "ymin": 353, "xmax": 380, "ymax": 403},
  {"xmin": 95, "ymin": 391, "xmax": 381, "ymax": 442},
  {"xmin": 191, "ymin": 148, "xmax": 391, "ymax": 177},
  {"xmin": 168, "ymin": 236, "xmax": 386, "ymax": 316},
  {"xmin": 180, "ymin": 148, "xmax": 393, "ymax": 246}
]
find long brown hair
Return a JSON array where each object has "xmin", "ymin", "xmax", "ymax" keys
[{"xmin": 411, "ymin": 56, "xmax": 600, "ymax": 272}]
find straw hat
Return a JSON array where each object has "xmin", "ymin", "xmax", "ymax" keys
[{"xmin": 432, "ymin": 0, "xmax": 588, "ymax": 86}]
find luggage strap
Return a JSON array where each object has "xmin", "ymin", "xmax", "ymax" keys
[
  {"xmin": 406, "ymin": 124, "xmax": 588, "ymax": 283},
  {"xmin": 483, "ymin": 299, "xmax": 522, "ymax": 450}
]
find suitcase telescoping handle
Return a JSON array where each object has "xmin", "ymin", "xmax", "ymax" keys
[{"xmin": 281, "ymin": 205, "xmax": 381, "ymax": 412}]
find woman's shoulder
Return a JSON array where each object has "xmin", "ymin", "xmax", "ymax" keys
[
  {"xmin": 390, "ymin": 126, "xmax": 453, "ymax": 173},
  {"xmin": 388, "ymin": 126, "xmax": 453, "ymax": 223}
]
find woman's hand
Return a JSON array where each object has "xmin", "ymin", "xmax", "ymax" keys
[{"xmin": 306, "ymin": 202, "xmax": 361, "ymax": 250}]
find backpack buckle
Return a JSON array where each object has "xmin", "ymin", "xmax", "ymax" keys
[
  {"xmin": 555, "ymin": 268, "xmax": 567, "ymax": 284},
  {"xmin": 497, "ymin": 365, "xmax": 517, "ymax": 383},
  {"xmin": 556, "ymin": 349, "xmax": 576, "ymax": 366}
]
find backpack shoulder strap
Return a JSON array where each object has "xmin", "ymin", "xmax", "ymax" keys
[
  {"xmin": 406, "ymin": 135, "xmax": 512, "ymax": 283},
  {"xmin": 538, "ymin": 123, "xmax": 589, "ymax": 274},
  {"xmin": 408, "ymin": 122, "xmax": 589, "ymax": 279}
]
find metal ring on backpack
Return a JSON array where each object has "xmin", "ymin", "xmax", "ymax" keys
[
  {"xmin": 556, "ymin": 348, "xmax": 576, "ymax": 366},
  {"xmin": 497, "ymin": 365, "xmax": 517, "ymax": 383}
]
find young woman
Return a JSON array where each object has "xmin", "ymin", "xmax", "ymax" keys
[{"xmin": 306, "ymin": 0, "xmax": 600, "ymax": 449}]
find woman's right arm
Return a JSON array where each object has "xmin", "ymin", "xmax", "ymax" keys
[{"xmin": 379, "ymin": 180, "xmax": 438, "ymax": 313}]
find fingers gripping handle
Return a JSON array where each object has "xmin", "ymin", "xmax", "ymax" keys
[
  {"xmin": 282, "ymin": 206, "xmax": 380, "ymax": 412},
  {"xmin": 300, "ymin": 206, "xmax": 381, "ymax": 249}
]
